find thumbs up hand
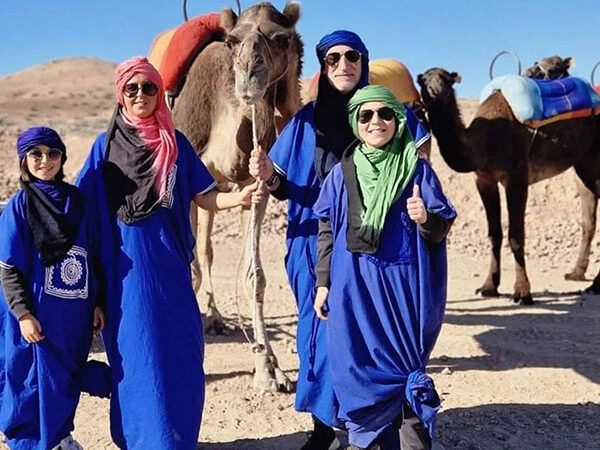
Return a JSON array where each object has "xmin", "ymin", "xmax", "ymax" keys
[{"xmin": 406, "ymin": 184, "xmax": 427, "ymax": 224}]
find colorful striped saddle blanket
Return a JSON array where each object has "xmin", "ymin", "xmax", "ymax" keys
[
  {"xmin": 480, "ymin": 75, "xmax": 600, "ymax": 127},
  {"xmin": 149, "ymin": 13, "xmax": 222, "ymax": 96}
]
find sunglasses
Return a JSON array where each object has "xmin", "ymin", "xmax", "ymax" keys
[
  {"xmin": 27, "ymin": 148, "xmax": 63, "ymax": 161},
  {"xmin": 123, "ymin": 81, "xmax": 159, "ymax": 98},
  {"xmin": 324, "ymin": 50, "xmax": 361, "ymax": 67},
  {"xmin": 357, "ymin": 107, "xmax": 395, "ymax": 124}
]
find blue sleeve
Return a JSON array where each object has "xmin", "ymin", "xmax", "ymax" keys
[
  {"xmin": 313, "ymin": 166, "xmax": 338, "ymax": 220},
  {"xmin": 269, "ymin": 103, "xmax": 314, "ymax": 176},
  {"xmin": 417, "ymin": 160, "xmax": 456, "ymax": 220},
  {"xmin": 76, "ymin": 133, "xmax": 106, "ymax": 203},
  {"xmin": 0, "ymin": 193, "xmax": 29, "ymax": 273},
  {"xmin": 177, "ymin": 132, "xmax": 216, "ymax": 199},
  {"xmin": 404, "ymin": 105, "xmax": 431, "ymax": 149}
]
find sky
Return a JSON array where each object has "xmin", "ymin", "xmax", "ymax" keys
[{"xmin": 1, "ymin": 0, "xmax": 599, "ymax": 98}]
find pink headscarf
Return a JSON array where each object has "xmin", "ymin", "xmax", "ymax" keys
[{"xmin": 115, "ymin": 56, "xmax": 177, "ymax": 200}]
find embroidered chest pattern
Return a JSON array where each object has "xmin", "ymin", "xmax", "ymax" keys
[
  {"xmin": 44, "ymin": 245, "xmax": 89, "ymax": 299},
  {"xmin": 161, "ymin": 164, "xmax": 178, "ymax": 209}
]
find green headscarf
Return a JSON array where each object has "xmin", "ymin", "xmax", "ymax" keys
[{"xmin": 347, "ymin": 85, "xmax": 419, "ymax": 248}]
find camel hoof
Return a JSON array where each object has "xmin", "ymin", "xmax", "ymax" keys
[
  {"xmin": 203, "ymin": 314, "xmax": 230, "ymax": 336},
  {"xmin": 476, "ymin": 286, "xmax": 499, "ymax": 297},
  {"xmin": 512, "ymin": 294, "xmax": 534, "ymax": 305},
  {"xmin": 273, "ymin": 367, "xmax": 295, "ymax": 393},
  {"xmin": 253, "ymin": 354, "xmax": 292, "ymax": 393},
  {"xmin": 564, "ymin": 269, "xmax": 586, "ymax": 281}
]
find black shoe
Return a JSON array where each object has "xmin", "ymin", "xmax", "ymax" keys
[{"xmin": 300, "ymin": 418, "xmax": 340, "ymax": 450}]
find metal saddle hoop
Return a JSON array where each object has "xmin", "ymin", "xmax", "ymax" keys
[
  {"xmin": 592, "ymin": 60, "xmax": 600, "ymax": 86},
  {"xmin": 489, "ymin": 50, "xmax": 522, "ymax": 80}
]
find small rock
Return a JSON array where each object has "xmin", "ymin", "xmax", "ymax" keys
[
  {"xmin": 440, "ymin": 355, "xmax": 449, "ymax": 362},
  {"xmin": 549, "ymin": 413, "xmax": 559, "ymax": 421},
  {"xmin": 442, "ymin": 367, "xmax": 453, "ymax": 375}
]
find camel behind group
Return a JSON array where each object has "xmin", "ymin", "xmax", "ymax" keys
[
  {"xmin": 417, "ymin": 67, "xmax": 600, "ymax": 303},
  {"xmin": 171, "ymin": 1, "xmax": 303, "ymax": 392}
]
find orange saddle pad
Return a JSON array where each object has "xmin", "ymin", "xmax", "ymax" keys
[
  {"xmin": 149, "ymin": 13, "xmax": 222, "ymax": 95},
  {"xmin": 305, "ymin": 58, "xmax": 421, "ymax": 103}
]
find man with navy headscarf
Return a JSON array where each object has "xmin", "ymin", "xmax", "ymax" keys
[{"xmin": 249, "ymin": 30, "xmax": 430, "ymax": 450}]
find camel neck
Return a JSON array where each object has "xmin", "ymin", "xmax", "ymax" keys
[{"xmin": 427, "ymin": 94, "xmax": 477, "ymax": 173}]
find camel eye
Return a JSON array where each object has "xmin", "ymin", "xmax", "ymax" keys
[
  {"xmin": 272, "ymin": 33, "xmax": 290, "ymax": 50},
  {"xmin": 225, "ymin": 35, "xmax": 240, "ymax": 50}
]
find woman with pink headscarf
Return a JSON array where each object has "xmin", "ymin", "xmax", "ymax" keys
[{"xmin": 76, "ymin": 57, "xmax": 256, "ymax": 449}]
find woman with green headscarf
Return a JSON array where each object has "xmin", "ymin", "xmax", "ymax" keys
[{"xmin": 312, "ymin": 85, "xmax": 456, "ymax": 450}]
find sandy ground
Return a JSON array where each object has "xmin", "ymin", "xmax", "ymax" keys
[{"xmin": 0, "ymin": 59, "xmax": 599, "ymax": 449}]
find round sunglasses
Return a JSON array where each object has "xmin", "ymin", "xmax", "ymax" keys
[
  {"xmin": 123, "ymin": 81, "xmax": 158, "ymax": 98},
  {"xmin": 324, "ymin": 50, "xmax": 361, "ymax": 67},
  {"xmin": 358, "ymin": 107, "xmax": 395, "ymax": 124},
  {"xmin": 27, "ymin": 148, "xmax": 63, "ymax": 161}
]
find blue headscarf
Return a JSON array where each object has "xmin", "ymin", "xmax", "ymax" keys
[
  {"xmin": 17, "ymin": 126, "xmax": 66, "ymax": 165},
  {"xmin": 316, "ymin": 30, "xmax": 370, "ymax": 88}
]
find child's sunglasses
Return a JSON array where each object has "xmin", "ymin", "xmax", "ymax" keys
[
  {"xmin": 27, "ymin": 148, "xmax": 63, "ymax": 161},
  {"xmin": 357, "ymin": 107, "xmax": 395, "ymax": 124},
  {"xmin": 123, "ymin": 81, "xmax": 159, "ymax": 98},
  {"xmin": 324, "ymin": 50, "xmax": 361, "ymax": 67}
]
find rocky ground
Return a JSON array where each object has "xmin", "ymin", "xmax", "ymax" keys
[{"xmin": 0, "ymin": 59, "xmax": 598, "ymax": 449}]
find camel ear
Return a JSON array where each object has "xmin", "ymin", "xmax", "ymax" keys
[
  {"xmin": 220, "ymin": 8, "xmax": 238, "ymax": 34},
  {"xmin": 417, "ymin": 74, "xmax": 424, "ymax": 86},
  {"xmin": 450, "ymin": 72, "xmax": 462, "ymax": 84},
  {"xmin": 283, "ymin": 2, "xmax": 301, "ymax": 27},
  {"xmin": 565, "ymin": 57, "xmax": 575, "ymax": 69}
]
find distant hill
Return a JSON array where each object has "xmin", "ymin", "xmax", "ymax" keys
[{"xmin": 0, "ymin": 58, "xmax": 117, "ymax": 197}]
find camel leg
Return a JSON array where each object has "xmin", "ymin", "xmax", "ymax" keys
[
  {"xmin": 197, "ymin": 207, "xmax": 228, "ymax": 335},
  {"xmin": 505, "ymin": 176, "xmax": 533, "ymax": 305},
  {"xmin": 574, "ymin": 156, "xmax": 600, "ymax": 294},
  {"xmin": 475, "ymin": 173, "xmax": 502, "ymax": 297},
  {"xmin": 565, "ymin": 177, "xmax": 597, "ymax": 281},
  {"xmin": 241, "ymin": 195, "xmax": 294, "ymax": 393}
]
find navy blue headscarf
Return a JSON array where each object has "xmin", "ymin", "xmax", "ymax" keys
[
  {"xmin": 17, "ymin": 127, "xmax": 84, "ymax": 266},
  {"xmin": 313, "ymin": 30, "xmax": 369, "ymax": 182}
]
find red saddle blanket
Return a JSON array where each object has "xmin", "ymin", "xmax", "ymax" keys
[{"xmin": 149, "ymin": 13, "xmax": 222, "ymax": 95}]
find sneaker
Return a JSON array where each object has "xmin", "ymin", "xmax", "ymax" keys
[
  {"xmin": 52, "ymin": 434, "xmax": 83, "ymax": 450},
  {"xmin": 300, "ymin": 422, "xmax": 340, "ymax": 450}
]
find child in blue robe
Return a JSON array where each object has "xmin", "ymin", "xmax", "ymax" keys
[
  {"xmin": 313, "ymin": 86, "xmax": 456, "ymax": 450},
  {"xmin": 0, "ymin": 127, "xmax": 107, "ymax": 450}
]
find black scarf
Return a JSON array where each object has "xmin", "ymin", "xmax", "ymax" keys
[
  {"xmin": 21, "ymin": 179, "xmax": 85, "ymax": 267},
  {"xmin": 340, "ymin": 142, "xmax": 380, "ymax": 254},
  {"xmin": 103, "ymin": 106, "xmax": 162, "ymax": 224},
  {"xmin": 313, "ymin": 75, "xmax": 360, "ymax": 182}
]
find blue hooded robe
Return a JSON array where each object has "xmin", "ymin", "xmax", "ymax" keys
[
  {"xmin": 269, "ymin": 104, "xmax": 430, "ymax": 427},
  {"xmin": 76, "ymin": 130, "xmax": 215, "ymax": 449},
  {"xmin": 313, "ymin": 159, "xmax": 455, "ymax": 448},
  {"xmin": 0, "ymin": 192, "xmax": 100, "ymax": 450}
]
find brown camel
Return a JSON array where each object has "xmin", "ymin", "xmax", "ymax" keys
[
  {"xmin": 417, "ymin": 67, "xmax": 600, "ymax": 303},
  {"xmin": 522, "ymin": 55, "xmax": 600, "ymax": 283},
  {"xmin": 172, "ymin": 2, "xmax": 303, "ymax": 391}
]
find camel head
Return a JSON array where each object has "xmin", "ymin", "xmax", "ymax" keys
[
  {"xmin": 417, "ymin": 68, "xmax": 461, "ymax": 106},
  {"xmin": 220, "ymin": 1, "xmax": 300, "ymax": 106},
  {"xmin": 523, "ymin": 55, "xmax": 574, "ymax": 79}
]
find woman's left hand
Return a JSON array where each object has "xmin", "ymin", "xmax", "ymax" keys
[
  {"xmin": 406, "ymin": 184, "xmax": 427, "ymax": 224},
  {"xmin": 93, "ymin": 307, "xmax": 105, "ymax": 334},
  {"xmin": 239, "ymin": 180, "xmax": 260, "ymax": 206}
]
